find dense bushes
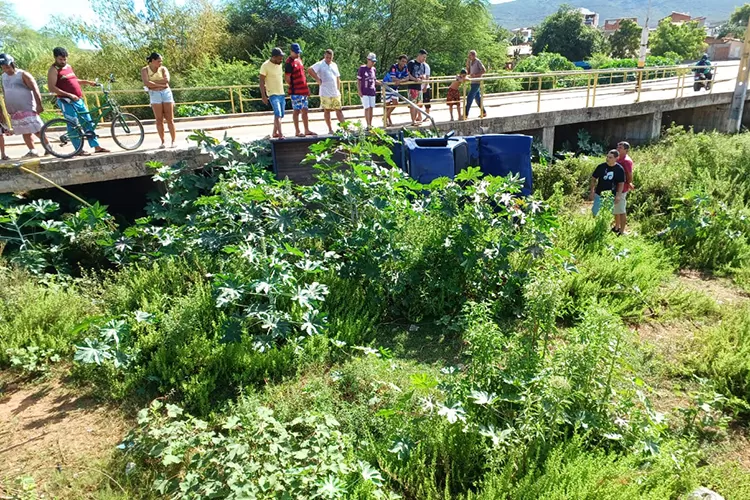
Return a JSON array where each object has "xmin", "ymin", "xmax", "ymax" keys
[
  {"xmin": 686, "ymin": 305, "xmax": 750, "ymax": 411},
  {"xmin": 5, "ymin": 128, "xmax": 750, "ymax": 498},
  {"xmin": 0, "ymin": 266, "xmax": 96, "ymax": 367}
]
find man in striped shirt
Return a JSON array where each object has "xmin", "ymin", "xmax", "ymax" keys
[{"xmin": 285, "ymin": 43, "xmax": 315, "ymax": 137}]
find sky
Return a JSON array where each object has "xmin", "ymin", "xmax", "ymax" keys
[{"xmin": 10, "ymin": 0, "xmax": 148, "ymax": 30}]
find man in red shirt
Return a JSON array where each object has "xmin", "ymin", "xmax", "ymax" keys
[
  {"xmin": 616, "ymin": 141, "xmax": 634, "ymax": 234},
  {"xmin": 285, "ymin": 43, "xmax": 315, "ymax": 137},
  {"xmin": 46, "ymin": 47, "xmax": 109, "ymax": 155}
]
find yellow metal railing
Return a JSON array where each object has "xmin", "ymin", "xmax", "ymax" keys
[{"xmin": 35, "ymin": 64, "xmax": 728, "ymax": 126}]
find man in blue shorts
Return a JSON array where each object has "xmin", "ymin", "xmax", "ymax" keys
[
  {"xmin": 260, "ymin": 47, "xmax": 286, "ymax": 139},
  {"xmin": 285, "ymin": 43, "xmax": 315, "ymax": 137}
]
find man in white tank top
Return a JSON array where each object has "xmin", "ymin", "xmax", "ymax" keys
[{"xmin": 0, "ymin": 53, "xmax": 45, "ymax": 158}]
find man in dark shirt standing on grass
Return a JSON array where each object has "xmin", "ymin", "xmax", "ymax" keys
[{"xmin": 589, "ymin": 149, "xmax": 626, "ymax": 234}]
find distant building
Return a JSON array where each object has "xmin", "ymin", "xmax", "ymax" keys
[
  {"xmin": 705, "ymin": 37, "xmax": 743, "ymax": 60},
  {"xmin": 660, "ymin": 11, "xmax": 706, "ymax": 27},
  {"xmin": 511, "ymin": 27, "xmax": 533, "ymax": 44},
  {"xmin": 578, "ymin": 8, "xmax": 600, "ymax": 28},
  {"xmin": 602, "ymin": 18, "xmax": 639, "ymax": 35}
]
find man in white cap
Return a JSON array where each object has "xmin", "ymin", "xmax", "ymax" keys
[{"xmin": 357, "ymin": 53, "xmax": 379, "ymax": 128}]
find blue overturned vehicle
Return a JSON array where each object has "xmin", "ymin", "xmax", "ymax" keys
[
  {"xmin": 271, "ymin": 132, "xmax": 534, "ymax": 195},
  {"xmin": 400, "ymin": 132, "xmax": 533, "ymax": 196}
]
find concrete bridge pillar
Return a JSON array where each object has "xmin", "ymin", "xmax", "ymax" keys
[
  {"xmin": 650, "ymin": 111, "xmax": 663, "ymax": 141},
  {"xmin": 542, "ymin": 126, "xmax": 555, "ymax": 155}
]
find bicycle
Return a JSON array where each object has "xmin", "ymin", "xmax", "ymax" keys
[{"xmin": 41, "ymin": 74, "xmax": 145, "ymax": 159}]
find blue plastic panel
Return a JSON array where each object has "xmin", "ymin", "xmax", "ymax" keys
[
  {"xmin": 477, "ymin": 134, "xmax": 533, "ymax": 196},
  {"xmin": 404, "ymin": 138, "xmax": 467, "ymax": 184}
]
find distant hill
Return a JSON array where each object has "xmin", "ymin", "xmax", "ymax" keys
[{"xmin": 491, "ymin": 0, "xmax": 741, "ymax": 29}]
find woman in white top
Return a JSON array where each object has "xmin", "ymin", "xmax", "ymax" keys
[
  {"xmin": 141, "ymin": 52, "xmax": 176, "ymax": 148},
  {"xmin": 0, "ymin": 53, "xmax": 45, "ymax": 158}
]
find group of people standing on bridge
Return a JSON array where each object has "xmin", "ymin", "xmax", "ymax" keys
[
  {"xmin": 0, "ymin": 44, "xmax": 492, "ymax": 157},
  {"xmin": 258, "ymin": 44, "xmax": 488, "ymax": 139},
  {"xmin": 0, "ymin": 47, "xmax": 180, "ymax": 159}
]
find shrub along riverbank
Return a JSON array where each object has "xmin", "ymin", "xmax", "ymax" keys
[{"xmin": 1, "ymin": 126, "xmax": 750, "ymax": 498}]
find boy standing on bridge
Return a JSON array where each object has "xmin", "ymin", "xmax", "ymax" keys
[
  {"xmin": 357, "ymin": 53, "xmax": 379, "ymax": 129},
  {"xmin": 260, "ymin": 47, "xmax": 287, "ymax": 140},
  {"xmin": 446, "ymin": 69, "xmax": 467, "ymax": 122},
  {"xmin": 285, "ymin": 43, "xmax": 316, "ymax": 137}
]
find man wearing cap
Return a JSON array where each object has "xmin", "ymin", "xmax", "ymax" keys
[
  {"xmin": 308, "ymin": 49, "xmax": 345, "ymax": 135},
  {"xmin": 47, "ymin": 47, "xmax": 109, "ymax": 155},
  {"xmin": 260, "ymin": 47, "xmax": 287, "ymax": 139},
  {"xmin": 357, "ymin": 53, "xmax": 379, "ymax": 128},
  {"xmin": 285, "ymin": 43, "xmax": 315, "ymax": 137},
  {"xmin": 406, "ymin": 50, "xmax": 428, "ymax": 125},
  {"xmin": 1, "ymin": 53, "xmax": 45, "ymax": 158}
]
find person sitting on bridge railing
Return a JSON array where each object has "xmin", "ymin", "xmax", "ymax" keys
[
  {"xmin": 47, "ymin": 47, "xmax": 110, "ymax": 156},
  {"xmin": 141, "ymin": 52, "xmax": 176, "ymax": 149}
]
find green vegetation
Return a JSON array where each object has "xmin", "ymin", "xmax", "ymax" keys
[
  {"xmin": 650, "ymin": 17, "xmax": 708, "ymax": 60},
  {"xmin": 609, "ymin": 19, "xmax": 641, "ymax": 59},
  {"xmin": 4, "ymin": 127, "xmax": 750, "ymax": 498},
  {"xmin": 532, "ymin": 5, "xmax": 607, "ymax": 61}
]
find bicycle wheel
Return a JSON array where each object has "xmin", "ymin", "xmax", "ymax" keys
[
  {"xmin": 111, "ymin": 113, "xmax": 145, "ymax": 151},
  {"xmin": 41, "ymin": 118, "xmax": 84, "ymax": 159}
]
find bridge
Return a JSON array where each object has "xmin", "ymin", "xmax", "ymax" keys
[{"xmin": 0, "ymin": 61, "xmax": 746, "ymax": 193}]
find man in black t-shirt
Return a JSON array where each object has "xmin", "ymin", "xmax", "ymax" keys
[
  {"xmin": 406, "ymin": 49, "xmax": 427, "ymax": 125},
  {"xmin": 589, "ymin": 149, "xmax": 626, "ymax": 234}
]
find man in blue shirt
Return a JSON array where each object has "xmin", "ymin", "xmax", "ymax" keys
[{"xmin": 384, "ymin": 55, "xmax": 408, "ymax": 127}]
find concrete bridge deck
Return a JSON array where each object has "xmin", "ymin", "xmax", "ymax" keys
[{"xmin": 0, "ymin": 61, "xmax": 745, "ymax": 193}]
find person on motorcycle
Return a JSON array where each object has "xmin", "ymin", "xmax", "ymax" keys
[{"xmin": 694, "ymin": 54, "xmax": 712, "ymax": 77}]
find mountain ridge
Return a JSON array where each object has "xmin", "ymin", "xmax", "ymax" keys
[{"xmin": 492, "ymin": 1, "xmax": 741, "ymax": 29}]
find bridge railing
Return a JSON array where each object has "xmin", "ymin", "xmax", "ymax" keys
[{"xmin": 23, "ymin": 63, "xmax": 731, "ymax": 128}]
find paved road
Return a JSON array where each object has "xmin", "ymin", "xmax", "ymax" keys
[{"xmin": 1, "ymin": 61, "xmax": 741, "ymax": 160}]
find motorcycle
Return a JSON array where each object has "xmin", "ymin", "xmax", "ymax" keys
[{"xmin": 693, "ymin": 70, "xmax": 713, "ymax": 92}]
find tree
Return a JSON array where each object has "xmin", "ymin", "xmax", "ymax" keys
[
  {"xmin": 609, "ymin": 19, "xmax": 640, "ymax": 59},
  {"xmin": 729, "ymin": 4, "xmax": 750, "ymax": 25},
  {"xmin": 53, "ymin": 0, "xmax": 228, "ymax": 78},
  {"xmin": 650, "ymin": 18, "xmax": 706, "ymax": 60},
  {"xmin": 222, "ymin": 0, "xmax": 506, "ymax": 77},
  {"xmin": 532, "ymin": 5, "xmax": 605, "ymax": 62},
  {"xmin": 223, "ymin": 0, "xmax": 306, "ymax": 61},
  {"xmin": 718, "ymin": 4, "xmax": 750, "ymax": 39}
]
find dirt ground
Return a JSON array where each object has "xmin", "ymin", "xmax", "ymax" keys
[
  {"xmin": 0, "ymin": 370, "xmax": 130, "ymax": 497},
  {"xmin": 677, "ymin": 269, "xmax": 749, "ymax": 306}
]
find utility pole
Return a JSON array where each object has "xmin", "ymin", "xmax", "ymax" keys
[
  {"xmin": 637, "ymin": 0, "xmax": 653, "ymax": 69},
  {"xmin": 728, "ymin": 24, "xmax": 750, "ymax": 133},
  {"xmin": 635, "ymin": 0, "xmax": 652, "ymax": 97}
]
